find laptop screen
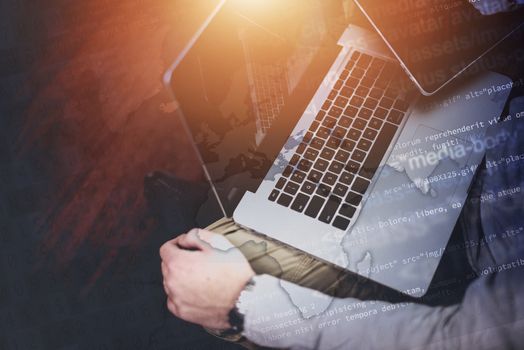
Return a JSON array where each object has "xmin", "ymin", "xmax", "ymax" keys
[
  {"xmin": 356, "ymin": 0, "xmax": 524, "ymax": 95},
  {"xmin": 169, "ymin": 0, "xmax": 346, "ymax": 216}
]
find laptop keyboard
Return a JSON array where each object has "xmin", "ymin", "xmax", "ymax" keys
[{"xmin": 268, "ymin": 50, "xmax": 412, "ymax": 231}]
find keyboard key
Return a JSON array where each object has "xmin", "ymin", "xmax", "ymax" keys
[
  {"xmin": 353, "ymin": 118, "xmax": 367, "ymax": 130},
  {"xmin": 387, "ymin": 109, "xmax": 404, "ymax": 125},
  {"xmin": 328, "ymin": 89, "xmax": 338, "ymax": 100},
  {"xmin": 351, "ymin": 67, "xmax": 365, "ymax": 79},
  {"xmin": 304, "ymin": 148, "xmax": 319, "ymax": 161},
  {"xmin": 346, "ymin": 191, "xmax": 362, "ymax": 206},
  {"xmin": 291, "ymin": 170, "xmax": 306, "ymax": 184},
  {"xmin": 298, "ymin": 159, "xmax": 313, "ymax": 172},
  {"xmin": 283, "ymin": 166, "xmax": 293, "ymax": 177},
  {"xmin": 296, "ymin": 142, "xmax": 307, "ymax": 154},
  {"xmin": 365, "ymin": 68, "xmax": 381, "ymax": 79},
  {"xmin": 277, "ymin": 193, "xmax": 293, "ymax": 207},
  {"xmin": 356, "ymin": 53, "xmax": 372, "ymax": 68},
  {"xmin": 375, "ymin": 77, "xmax": 389, "ymax": 90},
  {"xmin": 328, "ymin": 106, "xmax": 343, "ymax": 118},
  {"xmin": 379, "ymin": 97, "xmax": 394, "ymax": 109},
  {"xmin": 339, "ymin": 172, "xmax": 355, "ymax": 185},
  {"xmin": 305, "ymin": 195, "xmax": 326, "ymax": 218},
  {"xmin": 314, "ymin": 158, "xmax": 329, "ymax": 171},
  {"xmin": 350, "ymin": 96, "xmax": 364, "ymax": 108},
  {"xmin": 352, "ymin": 177, "xmax": 370, "ymax": 194},
  {"xmin": 301, "ymin": 181, "xmax": 316, "ymax": 195},
  {"xmin": 363, "ymin": 128, "xmax": 378, "ymax": 140},
  {"xmin": 269, "ymin": 190, "xmax": 280, "ymax": 201},
  {"xmin": 370, "ymin": 58, "xmax": 386, "ymax": 71},
  {"xmin": 361, "ymin": 77, "xmax": 375, "ymax": 88},
  {"xmin": 322, "ymin": 172, "xmax": 337, "ymax": 186},
  {"xmin": 335, "ymin": 149, "xmax": 350, "ymax": 163},
  {"xmin": 276, "ymin": 177, "xmax": 286, "ymax": 189},
  {"xmin": 303, "ymin": 131, "xmax": 314, "ymax": 143},
  {"xmin": 357, "ymin": 139, "xmax": 372, "ymax": 151},
  {"xmin": 322, "ymin": 117, "xmax": 337, "ymax": 128},
  {"xmin": 334, "ymin": 79, "xmax": 344, "ymax": 90},
  {"xmin": 364, "ymin": 98, "xmax": 378, "ymax": 110},
  {"xmin": 315, "ymin": 111, "xmax": 326, "ymax": 121},
  {"xmin": 359, "ymin": 122, "xmax": 397, "ymax": 180},
  {"xmin": 350, "ymin": 51, "xmax": 361, "ymax": 61},
  {"xmin": 369, "ymin": 118, "xmax": 383, "ymax": 130},
  {"xmin": 289, "ymin": 154, "xmax": 300, "ymax": 166},
  {"xmin": 374, "ymin": 107, "xmax": 388, "ymax": 119},
  {"xmin": 310, "ymin": 121, "xmax": 320, "ymax": 132},
  {"xmin": 356, "ymin": 86, "xmax": 369, "ymax": 97},
  {"xmin": 320, "ymin": 148, "xmax": 335, "ymax": 160},
  {"xmin": 329, "ymin": 161, "xmax": 344, "ymax": 174},
  {"xmin": 334, "ymin": 96, "xmax": 349, "ymax": 108},
  {"xmin": 344, "ymin": 106, "xmax": 358, "ymax": 118},
  {"xmin": 291, "ymin": 193, "xmax": 310, "ymax": 213},
  {"xmin": 339, "ymin": 116, "xmax": 352, "ymax": 128},
  {"xmin": 345, "ymin": 160, "xmax": 360, "ymax": 173},
  {"xmin": 339, "ymin": 203, "xmax": 357, "ymax": 218},
  {"xmin": 341, "ymin": 139, "xmax": 356, "ymax": 152},
  {"xmin": 358, "ymin": 108, "xmax": 373, "ymax": 120},
  {"xmin": 333, "ymin": 126, "xmax": 347, "ymax": 139},
  {"xmin": 284, "ymin": 181, "xmax": 300, "ymax": 195},
  {"xmin": 352, "ymin": 149, "xmax": 367, "ymax": 162},
  {"xmin": 369, "ymin": 88, "xmax": 384, "ymax": 99},
  {"xmin": 332, "ymin": 216, "xmax": 351, "ymax": 230},
  {"xmin": 319, "ymin": 195, "xmax": 342, "ymax": 223},
  {"xmin": 317, "ymin": 127, "xmax": 331, "ymax": 139},
  {"xmin": 311, "ymin": 137, "xmax": 325, "ymax": 150},
  {"xmin": 316, "ymin": 184, "xmax": 331, "ymax": 197},
  {"xmin": 340, "ymin": 87, "xmax": 354, "ymax": 98},
  {"xmin": 346, "ymin": 77, "xmax": 359, "ymax": 89},
  {"xmin": 327, "ymin": 136, "xmax": 342, "ymax": 149},
  {"xmin": 347, "ymin": 129, "xmax": 362, "ymax": 141},
  {"xmin": 333, "ymin": 183, "xmax": 349, "ymax": 197},
  {"xmin": 308, "ymin": 169, "xmax": 323, "ymax": 183}
]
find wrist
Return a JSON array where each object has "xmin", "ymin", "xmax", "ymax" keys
[{"xmin": 222, "ymin": 276, "xmax": 256, "ymax": 336}]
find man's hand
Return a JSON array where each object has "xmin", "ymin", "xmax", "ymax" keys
[{"xmin": 159, "ymin": 229, "xmax": 255, "ymax": 330}]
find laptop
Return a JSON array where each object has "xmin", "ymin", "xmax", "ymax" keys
[{"xmin": 164, "ymin": 0, "xmax": 522, "ymax": 296}]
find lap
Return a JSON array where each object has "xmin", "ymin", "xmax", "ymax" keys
[{"xmin": 206, "ymin": 218, "xmax": 394, "ymax": 301}]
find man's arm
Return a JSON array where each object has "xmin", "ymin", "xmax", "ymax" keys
[
  {"xmin": 239, "ymin": 269, "xmax": 524, "ymax": 349},
  {"xmin": 159, "ymin": 228, "xmax": 524, "ymax": 349}
]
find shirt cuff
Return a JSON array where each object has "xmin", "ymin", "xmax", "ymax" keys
[{"xmin": 236, "ymin": 274, "xmax": 320, "ymax": 349}]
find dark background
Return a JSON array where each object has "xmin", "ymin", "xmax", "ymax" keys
[
  {"xmin": 0, "ymin": 0, "xmax": 240, "ymax": 349},
  {"xmin": 1, "ymin": 1, "xmax": 523, "ymax": 349}
]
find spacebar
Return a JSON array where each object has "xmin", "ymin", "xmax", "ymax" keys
[{"xmin": 359, "ymin": 123, "xmax": 397, "ymax": 180}]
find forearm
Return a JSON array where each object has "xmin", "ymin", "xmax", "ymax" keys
[{"xmin": 240, "ymin": 269, "xmax": 524, "ymax": 349}]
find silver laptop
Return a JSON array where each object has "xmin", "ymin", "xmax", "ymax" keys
[{"xmin": 164, "ymin": 0, "xmax": 521, "ymax": 296}]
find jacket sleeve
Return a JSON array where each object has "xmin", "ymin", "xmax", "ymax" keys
[{"xmin": 239, "ymin": 267, "xmax": 524, "ymax": 349}]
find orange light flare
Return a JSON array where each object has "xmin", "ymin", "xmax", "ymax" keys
[{"xmin": 14, "ymin": 0, "xmax": 230, "ymax": 292}]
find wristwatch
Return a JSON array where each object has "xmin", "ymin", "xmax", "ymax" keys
[{"xmin": 221, "ymin": 277, "xmax": 256, "ymax": 337}]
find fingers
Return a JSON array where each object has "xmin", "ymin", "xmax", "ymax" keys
[
  {"xmin": 161, "ymin": 262, "xmax": 170, "ymax": 295},
  {"xmin": 159, "ymin": 238, "xmax": 179, "ymax": 262},
  {"xmin": 175, "ymin": 229, "xmax": 211, "ymax": 252},
  {"xmin": 167, "ymin": 297, "xmax": 178, "ymax": 316}
]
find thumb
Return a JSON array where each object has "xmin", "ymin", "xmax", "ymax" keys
[{"xmin": 175, "ymin": 229, "xmax": 211, "ymax": 251}]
